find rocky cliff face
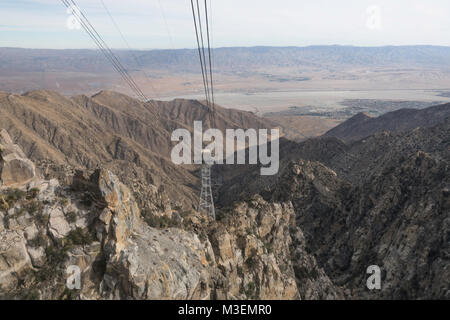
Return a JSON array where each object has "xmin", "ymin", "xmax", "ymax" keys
[
  {"xmin": 216, "ymin": 117, "xmax": 449, "ymax": 299},
  {"xmin": 208, "ymin": 196, "xmax": 341, "ymax": 300},
  {"xmin": 1, "ymin": 129, "xmax": 331, "ymax": 300},
  {"xmin": 0, "ymin": 129, "xmax": 209, "ymax": 299},
  {"xmin": 272, "ymin": 159, "xmax": 449, "ymax": 299}
]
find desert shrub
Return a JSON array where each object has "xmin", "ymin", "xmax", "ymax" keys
[
  {"xmin": 34, "ymin": 212, "xmax": 49, "ymax": 227},
  {"xmin": 0, "ymin": 189, "xmax": 26, "ymax": 209},
  {"xmin": 29, "ymin": 246, "xmax": 68, "ymax": 283},
  {"xmin": 64, "ymin": 227, "xmax": 95, "ymax": 247},
  {"xmin": 141, "ymin": 208, "xmax": 181, "ymax": 229},
  {"xmin": 60, "ymin": 288, "xmax": 79, "ymax": 300},
  {"xmin": 26, "ymin": 188, "xmax": 40, "ymax": 200},
  {"xmin": 245, "ymin": 253, "xmax": 258, "ymax": 269},
  {"xmin": 237, "ymin": 266, "xmax": 244, "ymax": 277},
  {"xmin": 245, "ymin": 281, "xmax": 256, "ymax": 298},
  {"xmin": 65, "ymin": 211, "xmax": 77, "ymax": 224},
  {"xmin": 45, "ymin": 245, "xmax": 67, "ymax": 265},
  {"xmin": 26, "ymin": 200, "xmax": 43, "ymax": 215},
  {"xmin": 28, "ymin": 233, "xmax": 47, "ymax": 247},
  {"xmin": 6, "ymin": 189, "xmax": 26, "ymax": 202}
]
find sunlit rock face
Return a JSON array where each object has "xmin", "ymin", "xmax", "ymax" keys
[{"xmin": 0, "ymin": 129, "xmax": 37, "ymax": 189}]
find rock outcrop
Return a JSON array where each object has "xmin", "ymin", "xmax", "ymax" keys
[
  {"xmin": 88, "ymin": 169, "xmax": 212, "ymax": 300},
  {"xmin": 216, "ymin": 117, "xmax": 450, "ymax": 300},
  {"xmin": 208, "ymin": 196, "xmax": 341, "ymax": 300},
  {"xmin": 272, "ymin": 157, "xmax": 449, "ymax": 299},
  {"xmin": 0, "ymin": 129, "xmax": 37, "ymax": 189},
  {"xmin": 0, "ymin": 129, "xmax": 341, "ymax": 300}
]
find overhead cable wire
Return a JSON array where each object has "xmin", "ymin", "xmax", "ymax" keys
[
  {"xmin": 190, "ymin": 0, "xmax": 218, "ymax": 131},
  {"xmin": 203, "ymin": 0, "xmax": 216, "ymax": 128},
  {"xmin": 157, "ymin": 0, "xmax": 175, "ymax": 49},
  {"xmin": 190, "ymin": 0, "xmax": 211, "ymax": 111},
  {"xmin": 100, "ymin": 0, "xmax": 159, "ymax": 98},
  {"xmin": 67, "ymin": 0, "xmax": 147, "ymax": 100},
  {"xmin": 61, "ymin": 0, "xmax": 148, "ymax": 101},
  {"xmin": 158, "ymin": 0, "xmax": 191, "ymax": 90},
  {"xmin": 195, "ymin": 0, "xmax": 212, "ymax": 108},
  {"xmin": 99, "ymin": 0, "xmax": 160, "ymax": 114}
]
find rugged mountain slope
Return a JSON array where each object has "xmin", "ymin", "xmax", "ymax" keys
[
  {"xmin": 324, "ymin": 103, "xmax": 450, "ymax": 142},
  {"xmin": 1, "ymin": 130, "xmax": 333, "ymax": 300},
  {"xmin": 0, "ymin": 89, "xmax": 276, "ymax": 210},
  {"xmin": 272, "ymin": 157, "xmax": 449, "ymax": 299},
  {"xmin": 216, "ymin": 117, "xmax": 450, "ymax": 299}
]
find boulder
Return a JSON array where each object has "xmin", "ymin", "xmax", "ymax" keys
[
  {"xmin": 48, "ymin": 207, "xmax": 71, "ymax": 239},
  {"xmin": 0, "ymin": 230, "xmax": 31, "ymax": 291},
  {"xmin": 27, "ymin": 246, "xmax": 46, "ymax": 268},
  {"xmin": 0, "ymin": 129, "xmax": 37, "ymax": 189}
]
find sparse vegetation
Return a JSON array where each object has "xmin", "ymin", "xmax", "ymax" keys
[
  {"xmin": 141, "ymin": 208, "xmax": 181, "ymax": 229},
  {"xmin": 26, "ymin": 188, "xmax": 40, "ymax": 200},
  {"xmin": 237, "ymin": 266, "xmax": 244, "ymax": 277},
  {"xmin": 244, "ymin": 281, "xmax": 256, "ymax": 299},
  {"xmin": 25, "ymin": 200, "xmax": 43, "ymax": 215},
  {"xmin": 60, "ymin": 287, "xmax": 79, "ymax": 300},
  {"xmin": 34, "ymin": 212, "xmax": 50, "ymax": 227},
  {"xmin": 245, "ymin": 255, "xmax": 258, "ymax": 269},
  {"xmin": 63, "ymin": 227, "xmax": 95, "ymax": 247},
  {"xmin": 0, "ymin": 189, "xmax": 26, "ymax": 210},
  {"xmin": 0, "ymin": 188, "xmax": 43, "ymax": 221},
  {"xmin": 28, "ymin": 232, "xmax": 47, "ymax": 248},
  {"xmin": 65, "ymin": 211, "xmax": 77, "ymax": 223},
  {"xmin": 60, "ymin": 198, "xmax": 69, "ymax": 207}
]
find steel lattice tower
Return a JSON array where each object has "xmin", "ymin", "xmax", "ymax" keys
[{"xmin": 198, "ymin": 151, "xmax": 216, "ymax": 219}]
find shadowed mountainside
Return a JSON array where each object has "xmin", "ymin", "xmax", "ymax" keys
[
  {"xmin": 324, "ymin": 103, "xmax": 450, "ymax": 142},
  {"xmin": 215, "ymin": 115, "xmax": 450, "ymax": 299}
]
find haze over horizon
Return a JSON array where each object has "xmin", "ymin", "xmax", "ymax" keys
[
  {"xmin": 3, "ymin": 44, "xmax": 450, "ymax": 51},
  {"xmin": 1, "ymin": 0, "xmax": 450, "ymax": 49}
]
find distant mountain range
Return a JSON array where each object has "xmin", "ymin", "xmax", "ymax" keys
[{"xmin": 1, "ymin": 45, "xmax": 450, "ymax": 73}]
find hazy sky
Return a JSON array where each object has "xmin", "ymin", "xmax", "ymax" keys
[{"xmin": 1, "ymin": 0, "xmax": 450, "ymax": 49}]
